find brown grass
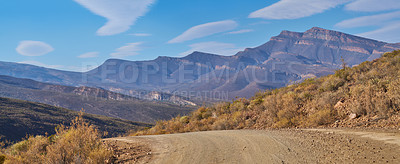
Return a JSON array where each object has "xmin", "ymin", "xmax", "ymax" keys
[{"xmin": 2, "ymin": 112, "xmax": 113, "ymax": 164}]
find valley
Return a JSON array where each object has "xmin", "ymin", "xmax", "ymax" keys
[
  {"xmin": 0, "ymin": 75, "xmax": 194, "ymax": 123},
  {"xmin": 0, "ymin": 97, "xmax": 151, "ymax": 143}
]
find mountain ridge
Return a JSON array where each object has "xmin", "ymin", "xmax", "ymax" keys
[
  {"xmin": 0, "ymin": 97, "xmax": 152, "ymax": 142},
  {"xmin": 0, "ymin": 75, "xmax": 194, "ymax": 123},
  {"xmin": 1, "ymin": 27, "xmax": 399, "ymax": 100},
  {"xmin": 135, "ymin": 50, "xmax": 400, "ymax": 136}
]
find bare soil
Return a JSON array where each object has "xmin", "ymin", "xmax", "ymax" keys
[{"xmin": 105, "ymin": 129, "xmax": 400, "ymax": 164}]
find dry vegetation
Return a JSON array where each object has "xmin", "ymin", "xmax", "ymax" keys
[
  {"xmin": 136, "ymin": 50, "xmax": 400, "ymax": 135},
  {"xmin": 0, "ymin": 113, "xmax": 113, "ymax": 164}
]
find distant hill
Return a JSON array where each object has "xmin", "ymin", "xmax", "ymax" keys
[
  {"xmin": 0, "ymin": 75, "xmax": 194, "ymax": 123},
  {"xmin": 136, "ymin": 50, "xmax": 400, "ymax": 135},
  {"xmin": 1, "ymin": 27, "xmax": 399, "ymax": 100},
  {"xmin": 0, "ymin": 97, "xmax": 151, "ymax": 143}
]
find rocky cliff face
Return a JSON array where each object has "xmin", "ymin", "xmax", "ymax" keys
[
  {"xmin": 72, "ymin": 86, "xmax": 133, "ymax": 101},
  {"xmin": 249, "ymin": 27, "xmax": 393, "ymax": 68}
]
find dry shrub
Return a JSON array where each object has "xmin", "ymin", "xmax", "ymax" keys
[
  {"xmin": 306, "ymin": 108, "xmax": 335, "ymax": 127},
  {"xmin": 0, "ymin": 139, "xmax": 5, "ymax": 164},
  {"xmin": 46, "ymin": 114, "xmax": 112, "ymax": 164},
  {"xmin": 5, "ymin": 136, "xmax": 48, "ymax": 163},
  {"xmin": 4, "ymin": 112, "xmax": 112, "ymax": 164},
  {"xmin": 135, "ymin": 50, "xmax": 400, "ymax": 135},
  {"xmin": 0, "ymin": 154, "xmax": 4, "ymax": 164},
  {"xmin": 211, "ymin": 118, "xmax": 228, "ymax": 130}
]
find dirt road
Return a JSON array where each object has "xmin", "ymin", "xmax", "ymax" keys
[{"xmin": 106, "ymin": 129, "xmax": 400, "ymax": 164}]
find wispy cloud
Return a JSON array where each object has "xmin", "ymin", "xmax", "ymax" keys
[
  {"xmin": 345, "ymin": 0, "xmax": 400, "ymax": 12},
  {"xmin": 74, "ymin": 0, "xmax": 156, "ymax": 36},
  {"xmin": 168, "ymin": 20, "xmax": 238, "ymax": 43},
  {"xmin": 111, "ymin": 42, "xmax": 143, "ymax": 58},
  {"xmin": 226, "ymin": 29, "xmax": 254, "ymax": 35},
  {"xmin": 335, "ymin": 10, "xmax": 400, "ymax": 43},
  {"xmin": 180, "ymin": 41, "xmax": 243, "ymax": 56},
  {"xmin": 129, "ymin": 33, "xmax": 152, "ymax": 37},
  {"xmin": 18, "ymin": 61, "xmax": 62, "ymax": 69},
  {"xmin": 16, "ymin": 40, "xmax": 54, "ymax": 56},
  {"xmin": 336, "ymin": 11, "xmax": 400, "ymax": 28},
  {"xmin": 249, "ymin": 0, "xmax": 348, "ymax": 20},
  {"xmin": 358, "ymin": 21, "xmax": 400, "ymax": 43},
  {"xmin": 78, "ymin": 51, "xmax": 99, "ymax": 58}
]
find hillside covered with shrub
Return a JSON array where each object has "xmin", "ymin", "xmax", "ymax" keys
[
  {"xmin": 136, "ymin": 50, "xmax": 400, "ymax": 135},
  {"xmin": 0, "ymin": 97, "xmax": 151, "ymax": 143}
]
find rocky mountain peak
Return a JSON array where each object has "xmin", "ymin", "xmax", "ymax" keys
[
  {"xmin": 302, "ymin": 27, "xmax": 347, "ymax": 40},
  {"xmin": 277, "ymin": 30, "xmax": 303, "ymax": 38}
]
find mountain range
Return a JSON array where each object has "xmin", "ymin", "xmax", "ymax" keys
[
  {"xmin": 0, "ymin": 75, "xmax": 194, "ymax": 123},
  {"xmin": 1, "ymin": 27, "xmax": 399, "ymax": 101}
]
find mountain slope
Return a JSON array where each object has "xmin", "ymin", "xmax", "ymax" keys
[
  {"xmin": 88, "ymin": 27, "xmax": 400, "ymax": 99},
  {"xmin": 0, "ymin": 75, "xmax": 194, "ymax": 123},
  {"xmin": 136, "ymin": 50, "xmax": 400, "ymax": 135},
  {"xmin": 0, "ymin": 97, "xmax": 151, "ymax": 142},
  {"xmin": 1, "ymin": 27, "xmax": 399, "ymax": 100}
]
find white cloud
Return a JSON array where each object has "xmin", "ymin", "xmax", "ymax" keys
[
  {"xmin": 111, "ymin": 42, "xmax": 143, "ymax": 58},
  {"xmin": 345, "ymin": 0, "xmax": 400, "ymax": 12},
  {"xmin": 336, "ymin": 11, "xmax": 400, "ymax": 28},
  {"xmin": 129, "ymin": 33, "xmax": 152, "ymax": 37},
  {"xmin": 74, "ymin": 0, "xmax": 156, "ymax": 36},
  {"xmin": 226, "ymin": 29, "xmax": 254, "ymax": 35},
  {"xmin": 78, "ymin": 51, "xmax": 99, "ymax": 58},
  {"xmin": 249, "ymin": 0, "xmax": 349, "ymax": 19},
  {"xmin": 168, "ymin": 20, "xmax": 238, "ymax": 43},
  {"xmin": 180, "ymin": 41, "xmax": 243, "ymax": 56},
  {"xmin": 358, "ymin": 21, "xmax": 400, "ymax": 43},
  {"xmin": 18, "ymin": 61, "xmax": 62, "ymax": 69},
  {"xmin": 16, "ymin": 41, "xmax": 54, "ymax": 56}
]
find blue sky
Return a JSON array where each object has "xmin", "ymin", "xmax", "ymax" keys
[{"xmin": 1, "ymin": 0, "xmax": 400, "ymax": 72}]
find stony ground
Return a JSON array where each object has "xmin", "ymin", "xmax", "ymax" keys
[{"xmin": 105, "ymin": 128, "xmax": 400, "ymax": 164}]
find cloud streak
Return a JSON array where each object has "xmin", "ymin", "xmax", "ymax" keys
[
  {"xmin": 16, "ymin": 40, "xmax": 54, "ymax": 56},
  {"xmin": 249, "ymin": 0, "xmax": 348, "ymax": 20},
  {"xmin": 129, "ymin": 33, "xmax": 152, "ymax": 37},
  {"xmin": 336, "ymin": 11, "xmax": 400, "ymax": 28},
  {"xmin": 358, "ymin": 22, "xmax": 400, "ymax": 43},
  {"xmin": 111, "ymin": 42, "xmax": 143, "ymax": 58},
  {"xmin": 226, "ymin": 29, "xmax": 254, "ymax": 35},
  {"xmin": 74, "ymin": 0, "xmax": 156, "ymax": 36},
  {"xmin": 78, "ymin": 51, "xmax": 99, "ymax": 58},
  {"xmin": 168, "ymin": 20, "xmax": 238, "ymax": 43},
  {"xmin": 180, "ymin": 41, "xmax": 243, "ymax": 56},
  {"xmin": 345, "ymin": 0, "xmax": 400, "ymax": 12}
]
